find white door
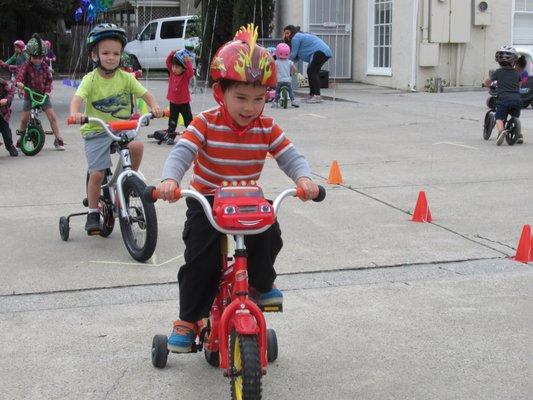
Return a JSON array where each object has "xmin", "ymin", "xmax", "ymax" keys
[
  {"xmin": 305, "ymin": 0, "xmax": 352, "ymax": 79},
  {"xmin": 136, "ymin": 21, "xmax": 158, "ymax": 69}
]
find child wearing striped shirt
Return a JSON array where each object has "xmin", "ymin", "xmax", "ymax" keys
[{"xmin": 156, "ymin": 24, "xmax": 319, "ymax": 353}]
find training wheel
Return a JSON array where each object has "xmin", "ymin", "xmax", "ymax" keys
[
  {"xmin": 267, "ymin": 328, "xmax": 278, "ymax": 362},
  {"xmin": 59, "ymin": 216, "xmax": 70, "ymax": 241},
  {"xmin": 151, "ymin": 334, "xmax": 169, "ymax": 368}
]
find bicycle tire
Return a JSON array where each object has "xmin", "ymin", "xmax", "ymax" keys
[
  {"xmin": 280, "ymin": 87, "xmax": 288, "ymax": 109},
  {"xmin": 483, "ymin": 111, "xmax": 495, "ymax": 140},
  {"xmin": 118, "ymin": 175, "xmax": 158, "ymax": 262},
  {"xmin": 230, "ymin": 331, "xmax": 262, "ymax": 400},
  {"xmin": 99, "ymin": 195, "xmax": 115, "ymax": 238},
  {"xmin": 505, "ymin": 117, "xmax": 520, "ymax": 146},
  {"xmin": 20, "ymin": 124, "xmax": 45, "ymax": 156}
]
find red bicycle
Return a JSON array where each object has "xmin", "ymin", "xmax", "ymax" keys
[{"xmin": 145, "ymin": 183, "xmax": 325, "ymax": 399}]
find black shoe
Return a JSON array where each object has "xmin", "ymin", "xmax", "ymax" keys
[
  {"xmin": 7, "ymin": 146, "xmax": 18, "ymax": 157},
  {"xmin": 85, "ymin": 212, "xmax": 101, "ymax": 235}
]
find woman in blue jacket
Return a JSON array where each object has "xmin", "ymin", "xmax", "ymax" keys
[{"xmin": 284, "ymin": 25, "xmax": 332, "ymax": 103}]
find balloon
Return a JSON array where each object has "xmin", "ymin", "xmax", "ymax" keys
[
  {"xmin": 81, "ymin": 0, "xmax": 90, "ymax": 10},
  {"xmin": 87, "ymin": 4, "xmax": 95, "ymax": 15},
  {"xmin": 74, "ymin": 7, "xmax": 83, "ymax": 21},
  {"xmin": 86, "ymin": 14, "xmax": 94, "ymax": 23}
]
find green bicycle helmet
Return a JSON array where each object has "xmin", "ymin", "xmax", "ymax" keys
[
  {"xmin": 86, "ymin": 23, "xmax": 127, "ymax": 53},
  {"xmin": 26, "ymin": 35, "xmax": 47, "ymax": 57}
]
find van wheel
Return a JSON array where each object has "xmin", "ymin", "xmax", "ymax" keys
[{"xmin": 131, "ymin": 55, "xmax": 141, "ymax": 71}]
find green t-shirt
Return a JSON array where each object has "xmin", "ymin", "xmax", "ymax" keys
[{"xmin": 75, "ymin": 69, "xmax": 148, "ymax": 136}]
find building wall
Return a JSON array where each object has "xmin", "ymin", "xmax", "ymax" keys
[
  {"xmin": 276, "ymin": 0, "xmax": 514, "ymax": 90},
  {"xmin": 354, "ymin": 1, "xmax": 512, "ymax": 90}
]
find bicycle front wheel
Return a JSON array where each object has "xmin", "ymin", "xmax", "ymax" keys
[
  {"xmin": 230, "ymin": 331, "xmax": 262, "ymax": 400},
  {"xmin": 118, "ymin": 175, "xmax": 158, "ymax": 262},
  {"xmin": 20, "ymin": 125, "xmax": 45, "ymax": 156}
]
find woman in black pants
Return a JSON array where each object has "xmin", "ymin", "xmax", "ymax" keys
[{"xmin": 284, "ymin": 25, "xmax": 332, "ymax": 103}]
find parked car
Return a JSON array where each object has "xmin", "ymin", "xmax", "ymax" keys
[{"xmin": 125, "ymin": 15, "xmax": 200, "ymax": 70}]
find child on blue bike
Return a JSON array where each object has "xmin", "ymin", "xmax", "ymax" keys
[
  {"xmin": 484, "ymin": 45, "xmax": 523, "ymax": 145},
  {"xmin": 156, "ymin": 24, "xmax": 319, "ymax": 353}
]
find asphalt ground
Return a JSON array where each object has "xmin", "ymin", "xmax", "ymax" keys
[{"xmin": 0, "ymin": 79, "xmax": 532, "ymax": 399}]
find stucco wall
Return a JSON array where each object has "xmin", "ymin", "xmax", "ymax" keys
[
  {"xmin": 276, "ymin": 0, "xmax": 513, "ymax": 90},
  {"xmin": 352, "ymin": 1, "xmax": 514, "ymax": 90}
]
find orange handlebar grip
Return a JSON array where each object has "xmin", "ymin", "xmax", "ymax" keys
[{"xmin": 108, "ymin": 120, "xmax": 138, "ymax": 131}]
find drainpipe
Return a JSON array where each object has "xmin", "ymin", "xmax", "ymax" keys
[
  {"xmin": 422, "ymin": 0, "xmax": 429, "ymax": 43},
  {"xmin": 410, "ymin": 0, "xmax": 420, "ymax": 91}
]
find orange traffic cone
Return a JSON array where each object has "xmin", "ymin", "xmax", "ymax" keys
[
  {"xmin": 411, "ymin": 191, "xmax": 432, "ymax": 222},
  {"xmin": 514, "ymin": 224, "xmax": 532, "ymax": 262},
  {"xmin": 327, "ymin": 160, "xmax": 343, "ymax": 184}
]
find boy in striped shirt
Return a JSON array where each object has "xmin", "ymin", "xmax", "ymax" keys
[{"xmin": 157, "ymin": 24, "xmax": 319, "ymax": 353}]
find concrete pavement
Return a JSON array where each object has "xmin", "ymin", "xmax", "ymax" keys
[{"xmin": 0, "ymin": 79, "xmax": 532, "ymax": 399}]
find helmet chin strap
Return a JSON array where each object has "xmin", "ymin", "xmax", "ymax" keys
[
  {"xmin": 95, "ymin": 59, "xmax": 119, "ymax": 75},
  {"xmin": 213, "ymin": 84, "xmax": 265, "ymax": 137}
]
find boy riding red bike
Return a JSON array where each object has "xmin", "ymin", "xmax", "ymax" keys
[{"xmin": 155, "ymin": 23, "xmax": 319, "ymax": 353}]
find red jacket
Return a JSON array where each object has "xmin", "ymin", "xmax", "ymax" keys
[{"xmin": 166, "ymin": 51, "xmax": 194, "ymax": 105}]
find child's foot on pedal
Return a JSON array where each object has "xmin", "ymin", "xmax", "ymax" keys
[
  {"xmin": 84, "ymin": 212, "xmax": 100, "ymax": 234},
  {"xmin": 250, "ymin": 285, "xmax": 283, "ymax": 307},
  {"xmin": 168, "ymin": 320, "xmax": 196, "ymax": 353},
  {"xmin": 496, "ymin": 130, "xmax": 506, "ymax": 146},
  {"xmin": 54, "ymin": 137, "xmax": 65, "ymax": 151}
]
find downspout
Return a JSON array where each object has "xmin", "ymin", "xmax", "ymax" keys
[
  {"xmin": 422, "ymin": 0, "xmax": 430, "ymax": 43},
  {"xmin": 410, "ymin": 0, "xmax": 420, "ymax": 91}
]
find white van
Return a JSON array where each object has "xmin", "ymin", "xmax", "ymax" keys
[{"xmin": 125, "ymin": 15, "xmax": 200, "ymax": 70}]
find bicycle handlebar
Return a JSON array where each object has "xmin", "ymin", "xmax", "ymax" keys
[
  {"xmin": 21, "ymin": 86, "xmax": 48, "ymax": 106},
  {"xmin": 143, "ymin": 185, "xmax": 326, "ymax": 236},
  {"xmin": 67, "ymin": 109, "xmax": 170, "ymax": 141}
]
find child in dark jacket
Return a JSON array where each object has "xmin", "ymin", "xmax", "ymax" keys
[
  {"xmin": 484, "ymin": 45, "xmax": 523, "ymax": 145},
  {"xmin": 164, "ymin": 49, "xmax": 194, "ymax": 145},
  {"xmin": 0, "ymin": 68, "xmax": 18, "ymax": 156}
]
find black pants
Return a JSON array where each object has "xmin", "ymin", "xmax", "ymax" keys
[
  {"xmin": 168, "ymin": 102, "xmax": 193, "ymax": 133},
  {"xmin": 307, "ymin": 51, "xmax": 330, "ymax": 96},
  {"xmin": 0, "ymin": 115, "xmax": 14, "ymax": 149},
  {"xmin": 178, "ymin": 197, "xmax": 283, "ymax": 322}
]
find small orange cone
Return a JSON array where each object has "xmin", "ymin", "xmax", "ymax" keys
[
  {"xmin": 514, "ymin": 224, "xmax": 532, "ymax": 262},
  {"xmin": 411, "ymin": 191, "xmax": 432, "ymax": 222},
  {"xmin": 327, "ymin": 160, "xmax": 343, "ymax": 184}
]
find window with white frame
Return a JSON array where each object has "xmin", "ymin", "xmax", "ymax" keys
[
  {"xmin": 368, "ymin": 0, "xmax": 392, "ymax": 75},
  {"xmin": 514, "ymin": 1, "xmax": 533, "ymax": 45}
]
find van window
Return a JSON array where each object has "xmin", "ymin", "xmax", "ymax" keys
[
  {"xmin": 140, "ymin": 22, "xmax": 157, "ymax": 41},
  {"xmin": 161, "ymin": 20, "xmax": 185, "ymax": 39},
  {"xmin": 185, "ymin": 19, "xmax": 201, "ymax": 38}
]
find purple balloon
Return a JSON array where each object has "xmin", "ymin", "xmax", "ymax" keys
[
  {"xmin": 86, "ymin": 14, "xmax": 94, "ymax": 23},
  {"xmin": 81, "ymin": 0, "xmax": 90, "ymax": 10},
  {"xmin": 74, "ymin": 7, "xmax": 83, "ymax": 22}
]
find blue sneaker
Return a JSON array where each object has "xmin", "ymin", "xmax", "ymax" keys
[
  {"xmin": 250, "ymin": 286, "xmax": 283, "ymax": 307},
  {"xmin": 168, "ymin": 320, "xmax": 196, "ymax": 353}
]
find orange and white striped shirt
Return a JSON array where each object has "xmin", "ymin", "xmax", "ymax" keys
[{"xmin": 162, "ymin": 107, "xmax": 311, "ymax": 194}]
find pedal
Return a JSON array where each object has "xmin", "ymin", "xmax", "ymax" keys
[
  {"xmin": 87, "ymin": 229, "xmax": 101, "ymax": 236},
  {"xmin": 45, "ymin": 131, "xmax": 54, "ymax": 135},
  {"xmin": 259, "ymin": 304, "xmax": 283, "ymax": 313}
]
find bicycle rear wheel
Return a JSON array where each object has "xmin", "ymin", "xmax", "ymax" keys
[
  {"xmin": 20, "ymin": 124, "xmax": 45, "ymax": 156},
  {"xmin": 118, "ymin": 175, "xmax": 158, "ymax": 262},
  {"xmin": 280, "ymin": 88, "xmax": 288, "ymax": 109},
  {"xmin": 230, "ymin": 331, "xmax": 262, "ymax": 400},
  {"xmin": 505, "ymin": 117, "xmax": 520, "ymax": 146}
]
